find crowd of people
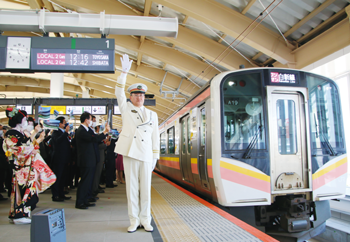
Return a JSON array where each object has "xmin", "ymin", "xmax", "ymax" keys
[
  {"xmin": 0, "ymin": 54, "xmax": 159, "ymax": 233},
  {"xmin": 0, "ymin": 111, "xmax": 125, "ymax": 223}
]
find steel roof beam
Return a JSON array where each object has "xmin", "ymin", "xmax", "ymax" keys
[
  {"xmin": 291, "ymin": 18, "xmax": 350, "ymax": 69},
  {"xmin": 50, "ymin": 0, "xmax": 250, "ymax": 70},
  {"xmin": 154, "ymin": 0, "xmax": 294, "ymax": 65},
  {"xmin": 284, "ymin": 0, "xmax": 336, "ymax": 38},
  {"xmin": 0, "ymin": 10, "xmax": 178, "ymax": 37},
  {"xmin": 241, "ymin": 0, "xmax": 256, "ymax": 15}
]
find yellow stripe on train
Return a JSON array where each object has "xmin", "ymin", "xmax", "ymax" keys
[
  {"xmin": 312, "ymin": 157, "xmax": 347, "ymax": 180},
  {"xmin": 220, "ymin": 161, "xmax": 270, "ymax": 183}
]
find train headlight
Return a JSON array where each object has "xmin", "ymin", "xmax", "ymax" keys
[{"xmin": 228, "ymin": 81, "xmax": 236, "ymax": 86}]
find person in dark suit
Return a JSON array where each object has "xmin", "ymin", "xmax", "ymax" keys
[
  {"xmin": 105, "ymin": 136, "xmax": 117, "ymax": 188},
  {"xmin": 51, "ymin": 117, "xmax": 72, "ymax": 202},
  {"xmin": 75, "ymin": 112, "xmax": 109, "ymax": 209}
]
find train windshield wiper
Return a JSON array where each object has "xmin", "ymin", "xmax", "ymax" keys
[
  {"xmin": 242, "ymin": 125, "xmax": 262, "ymax": 159},
  {"xmin": 314, "ymin": 115, "xmax": 336, "ymax": 156}
]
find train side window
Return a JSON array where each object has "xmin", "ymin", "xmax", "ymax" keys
[
  {"xmin": 182, "ymin": 119, "xmax": 186, "ymax": 154},
  {"xmin": 167, "ymin": 127, "xmax": 175, "ymax": 154},
  {"xmin": 187, "ymin": 116, "xmax": 191, "ymax": 154},
  {"xmin": 276, "ymin": 99, "xmax": 298, "ymax": 155},
  {"xmin": 160, "ymin": 132, "xmax": 166, "ymax": 154},
  {"xmin": 200, "ymin": 108, "xmax": 206, "ymax": 146}
]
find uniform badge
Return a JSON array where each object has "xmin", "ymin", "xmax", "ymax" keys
[
  {"xmin": 137, "ymin": 85, "xmax": 142, "ymax": 90},
  {"xmin": 131, "ymin": 110, "xmax": 138, "ymax": 113}
]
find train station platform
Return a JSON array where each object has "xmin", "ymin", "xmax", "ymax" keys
[{"xmin": 0, "ymin": 173, "xmax": 278, "ymax": 242}]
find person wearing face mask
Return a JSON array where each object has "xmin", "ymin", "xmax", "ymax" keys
[
  {"xmin": 24, "ymin": 117, "xmax": 35, "ymax": 136},
  {"xmin": 50, "ymin": 116, "xmax": 72, "ymax": 202},
  {"xmin": 3, "ymin": 108, "xmax": 56, "ymax": 224},
  {"xmin": 75, "ymin": 111, "xmax": 110, "ymax": 209},
  {"xmin": 91, "ymin": 115, "xmax": 97, "ymax": 129}
]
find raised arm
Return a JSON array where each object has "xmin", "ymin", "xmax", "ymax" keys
[{"xmin": 115, "ymin": 54, "xmax": 133, "ymax": 114}]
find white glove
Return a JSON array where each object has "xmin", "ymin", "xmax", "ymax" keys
[
  {"xmin": 152, "ymin": 159, "xmax": 157, "ymax": 170},
  {"xmin": 120, "ymin": 54, "xmax": 132, "ymax": 74}
]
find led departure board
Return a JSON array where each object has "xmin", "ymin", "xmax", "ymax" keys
[
  {"xmin": 0, "ymin": 36, "xmax": 115, "ymax": 73},
  {"xmin": 31, "ymin": 49, "xmax": 114, "ymax": 72}
]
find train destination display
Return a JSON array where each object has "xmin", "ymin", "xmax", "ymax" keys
[
  {"xmin": 268, "ymin": 70, "xmax": 300, "ymax": 85},
  {"xmin": 0, "ymin": 36, "xmax": 115, "ymax": 73}
]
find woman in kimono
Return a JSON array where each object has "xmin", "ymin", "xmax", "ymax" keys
[{"xmin": 3, "ymin": 108, "xmax": 56, "ymax": 225}]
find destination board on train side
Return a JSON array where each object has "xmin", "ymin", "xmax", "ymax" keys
[{"xmin": 0, "ymin": 36, "xmax": 115, "ymax": 73}]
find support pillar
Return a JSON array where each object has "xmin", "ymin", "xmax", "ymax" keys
[
  {"xmin": 82, "ymin": 90, "xmax": 90, "ymax": 98},
  {"xmin": 50, "ymin": 73, "xmax": 64, "ymax": 98}
]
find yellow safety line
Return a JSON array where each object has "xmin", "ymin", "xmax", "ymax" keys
[
  {"xmin": 220, "ymin": 161, "xmax": 270, "ymax": 182},
  {"xmin": 312, "ymin": 157, "xmax": 348, "ymax": 180},
  {"xmin": 151, "ymin": 187, "xmax": 201, "ymax": 242}
]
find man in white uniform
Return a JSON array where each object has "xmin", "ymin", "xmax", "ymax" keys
[{"xmin": 114, "ymin": 54, "xmax": 160, "ymax": 233}]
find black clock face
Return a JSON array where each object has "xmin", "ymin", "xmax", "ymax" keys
[{"xmin": 6, "ymin": 37, "xmax": 31, "ymax": 69}]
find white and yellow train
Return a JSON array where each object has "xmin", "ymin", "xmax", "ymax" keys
[{"xmin": 157, "ymin": 68, "xmax": 347, "ymax": 241}]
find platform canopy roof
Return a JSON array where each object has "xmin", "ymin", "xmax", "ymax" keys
[{"xmin": 1, "ymin": 0, "xmax": 350, "ymax": 128}]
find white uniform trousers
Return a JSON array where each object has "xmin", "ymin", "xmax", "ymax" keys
[{"xmin": 123, "ymin": 156, "xmax": 153, "ymax": 226}]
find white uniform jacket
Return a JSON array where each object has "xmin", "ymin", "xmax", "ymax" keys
[{"xmin": 114, "ymin": 75, "xmax": 160, "ymax": 162}]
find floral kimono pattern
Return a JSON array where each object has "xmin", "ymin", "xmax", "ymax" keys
[{"xmin": 3, "ymin": 130, "xmax": 56, "ymax": 219}]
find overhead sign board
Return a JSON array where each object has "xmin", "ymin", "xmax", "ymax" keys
[
  {"xmin": 91, "ymin": 106, "xmax": 106, "ymax": 115},
  {"xmin": 0, "ymin": 36, "xmax": 115, "ymax": 73},
  {"xmin": 66, "ymin": 106, "xmax": 92, "ymax": 115},
  {"xmin": 16, "ymin": 104, "xmax": 33, "ymax": 115}
]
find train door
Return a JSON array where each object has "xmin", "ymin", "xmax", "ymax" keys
[
  {"xmin": 180, "ymin": 115, "xmax": 194, "ymax": 183},
  {"xmin": 267, "ymin": 86, "xmax": 311, "ymax": 193},
  {"xmin": 198, "ymin": 105, "xmax": 210, "ymax": 190}
]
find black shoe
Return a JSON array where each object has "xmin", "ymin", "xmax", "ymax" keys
[
  {"xmin": 87, "ymin": 197, "xmax": 97, "ymax": 203},
  {"xmin": 61, "ymin": 196, "xmax": 71, "ymax": 200},
  {"xmin": 106, "ymin": 184, "xmax": 118, "ymax": 188},
  {"xmin": 64, "ymin": 191, "xmax": 69, "ymax": 194},
  {"xmin": 98, "ymin": 186, "xmax": 105, "ymax": 190},
  {"xmin": 84, "ymin": 202, "xmax": 96, "ymax": 207},
  {"xmin": 52, "ymin": 196, "xmax": 64, "ymax": 202},
  {"xmin": 97, "ymin": 189, "xmax": 105, "ymax": 193},
  {"xmin": 75, "ymin": 204, "xmax": 88, "ymax": 209}
]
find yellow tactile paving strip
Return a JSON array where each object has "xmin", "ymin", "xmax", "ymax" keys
[{"xmin": 151, "ymin": 187, "xmax": 201, "ymax": 242}]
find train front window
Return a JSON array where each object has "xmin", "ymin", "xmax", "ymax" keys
[
  {"xmin": 221, "ymin": 72, "xmax": 265, "ymax": 151},
  {"xmin": 276, "ymin": 100, "xmax": 298, "ymax": 154},
  {"xmin": 307, "ymin": 74, "xmax": 344, "ymax": 153}
]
